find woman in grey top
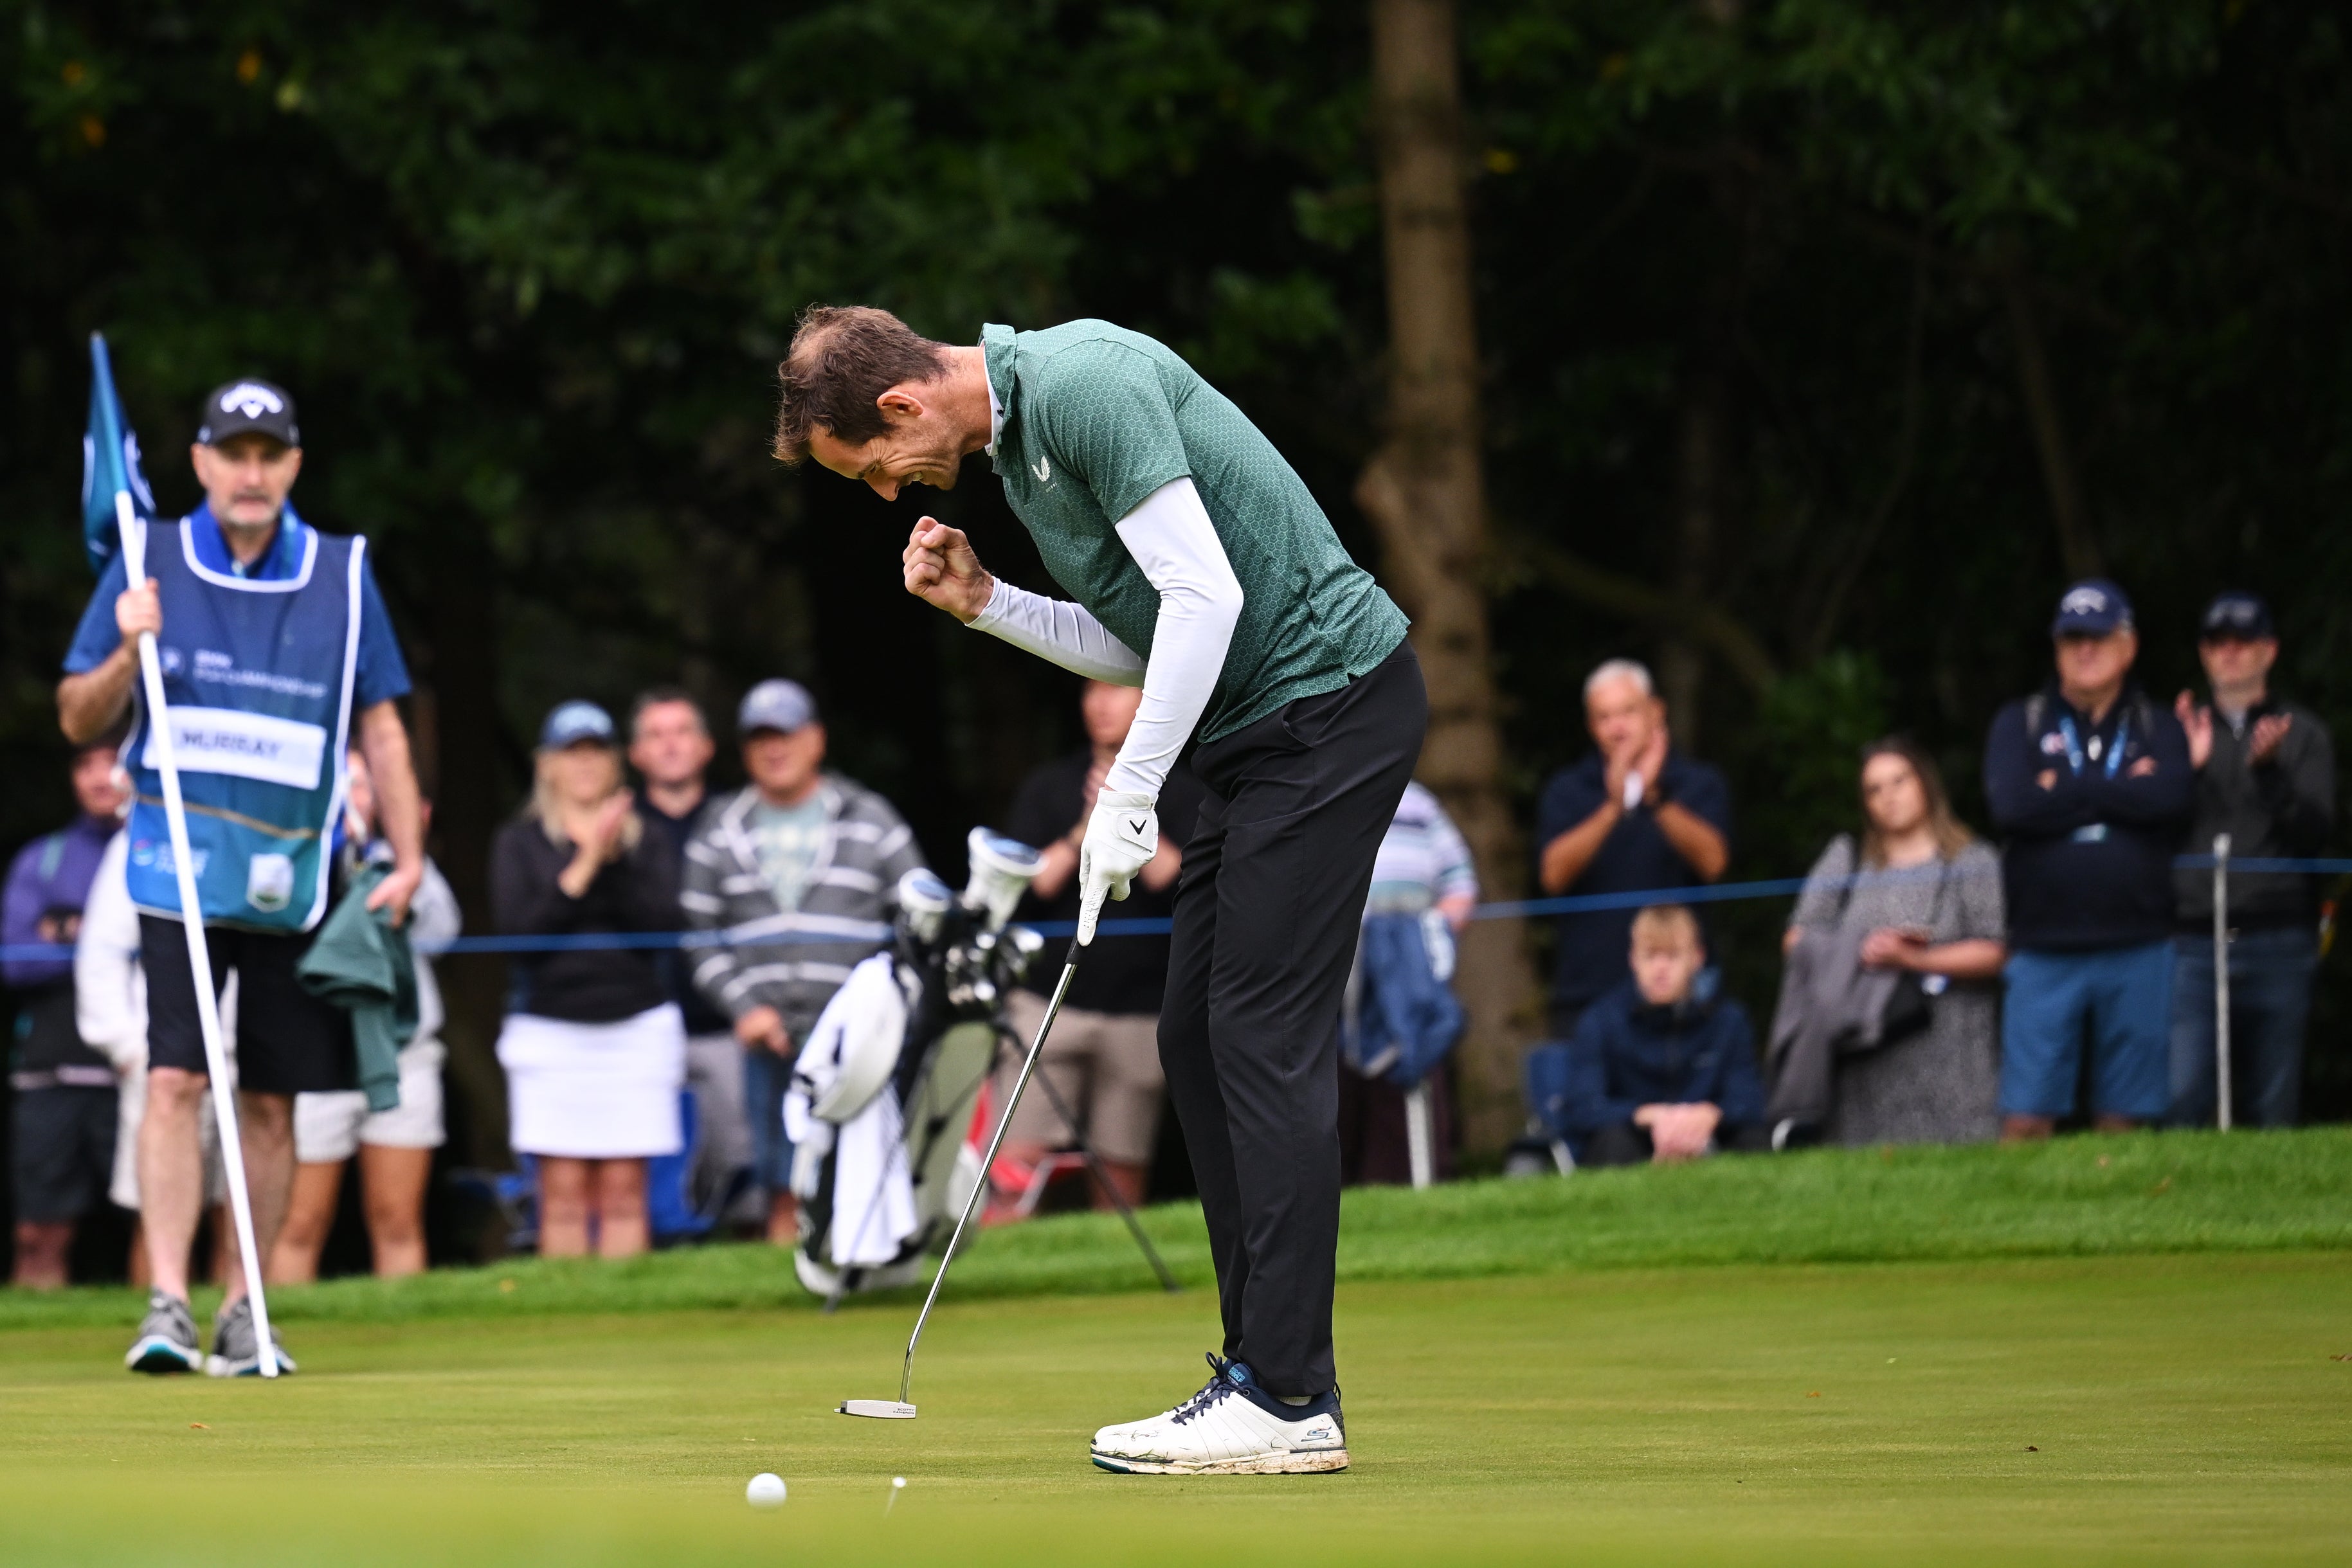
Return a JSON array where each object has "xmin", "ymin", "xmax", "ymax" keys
[{"xmin": 1784, "ymin": 740, "xmax": 2008, "ymax": 1144}]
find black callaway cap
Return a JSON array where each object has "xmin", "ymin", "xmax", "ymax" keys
[{"xmin": 197, "ymin": 379, "xmax": 300, "ymax": 447}]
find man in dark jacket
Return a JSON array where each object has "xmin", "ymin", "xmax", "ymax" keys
[
  {"xmin": 2168, "ymin": 592, "xmax": 2335, "ymax": 1128},
  {"xmin": 1559, "ymin": 905, "xmax": 1768, "ymax": 1167},
  {"xmin": 1984, "ymin": 580, "xmax": 2194, "ymax": 1140}
]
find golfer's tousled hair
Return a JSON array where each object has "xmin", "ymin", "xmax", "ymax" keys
[{"xmin": 772, "ymin": 305, "xmax": 952, "ymax": 465}]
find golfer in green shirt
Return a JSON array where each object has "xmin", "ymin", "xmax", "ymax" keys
[{"xmin": 774, "ymin": 308, "xmax": 1425, "ymax": 1474}]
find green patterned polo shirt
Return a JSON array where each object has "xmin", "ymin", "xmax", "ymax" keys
[{"xmin": 981, "ymin": 320, "xmax": 1408, "ymax": 744}]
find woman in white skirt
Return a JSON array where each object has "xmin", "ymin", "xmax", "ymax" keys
[{"xmin": 492, "ymin": 701, "xmax": 684, "ymax": 1258}]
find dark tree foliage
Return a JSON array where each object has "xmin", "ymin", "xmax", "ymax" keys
[{"xmin": 5, "ymin": 0, "xmax": 2349, "ymax": 1149}]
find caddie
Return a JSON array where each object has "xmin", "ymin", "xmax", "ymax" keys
[
  {"xmin": 773, "ymin": 309, "xmax": 1425, "ymax": 1475},
  {"xmin": 57, "ymin": 377, "xmax": 424, "ymax": 1378}
]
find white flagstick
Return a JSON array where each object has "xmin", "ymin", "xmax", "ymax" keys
[{"xmin": 117, "ymin": 493, "xmax": 279, "ymax": 1376}]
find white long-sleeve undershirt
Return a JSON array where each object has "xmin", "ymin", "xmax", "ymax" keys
[
  {"xmin": 969, "ymin": 475, "xmax": 1244, "ymax": 801},
  {"xmin": 969, "ymin": 582, "xmax": 1146, "ymax": 686}
]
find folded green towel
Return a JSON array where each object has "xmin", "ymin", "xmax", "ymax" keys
[{"xmin": 296, "ymin": 863, "xmax": 418, "ymax": 1113}]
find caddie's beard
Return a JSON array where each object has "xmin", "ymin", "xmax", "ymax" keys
[{"xmin": 220, "ymin": 504, "xmax": 282, "ymax": 539}]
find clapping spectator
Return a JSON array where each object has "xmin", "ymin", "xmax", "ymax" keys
[
  {"xmin": 1535, "ymin": 660, "xmax": 1731, "ymax": 1038},
  {"xmin": 2169, "ymin": 592, "xmax": 2335, "ymax": 1128},
  {"xmin": 492, "ymin": 702, "xmax": 684, "ymax": 1259},
  {"xmin": 1984, "ymin": 581, "xmax": 2193, "ymax": 1140},
  {"xmin": 1776, "ymin": 741, "xmax": 2007, "ymax": 1146},
  {"xmin": 1558, "ymin": 905, "xmax": 1768, "ymax": 1166}
]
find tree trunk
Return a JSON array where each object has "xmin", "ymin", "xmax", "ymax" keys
[
  {"xmin": 1658, "ymin": 357, "xmax": 1728, "ymax": 749},
  {"xmin": 422, "ymin": 531, "xmax": 512, "ymax": 1176},
  {"xmin": 1998, "ymin": 255, "xmax": 2102, "ymax": 579},
  {"xmin": 1660, "ymin": 153, "xmax": 1755, "ymax": 749},
  {"xmin": 1357, "ymin": 0, "xmax": 1542, "ymax": 1158}
]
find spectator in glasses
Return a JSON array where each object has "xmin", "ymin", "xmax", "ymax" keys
[{"xmin": 2169, "ymin": 592, "xmax": 2335, "ymax": 1128}]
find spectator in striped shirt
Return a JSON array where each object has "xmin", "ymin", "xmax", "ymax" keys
[
  {"xmin": 1339, "ymin": 782, "xmax": 1478, "ymax": 1184},
  {"xmin": 681, "ymin": 680, "xmax": 927, "ymax": 1243}
]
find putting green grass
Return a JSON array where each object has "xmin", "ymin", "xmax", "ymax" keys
[{"xmin": 3, "ymin": 1135, "xmax": 2347, "ymax": 1564}]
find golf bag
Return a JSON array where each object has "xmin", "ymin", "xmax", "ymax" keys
[{"xmin": 786, "ymin": 829, "xmax": 1045, "ymax": 1299}]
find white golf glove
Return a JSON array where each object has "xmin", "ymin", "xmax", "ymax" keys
[{"xmin": 1076, "ymin": 790, "xmax": 1158, "ymax": 946}]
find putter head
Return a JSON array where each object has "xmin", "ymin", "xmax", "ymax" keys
[{"xmin": 839, "ymin": 1399, "xmax": 919, "ymax": 1419}]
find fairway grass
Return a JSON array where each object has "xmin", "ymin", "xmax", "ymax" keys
[{"xmin": 3, "ymin": 1252, "xmax": 2347, "ymax": 1565}]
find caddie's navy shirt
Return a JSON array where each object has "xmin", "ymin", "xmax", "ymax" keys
[{"xmin": 64, "ymin": 509, "xmax": 410, "ymax": 709}]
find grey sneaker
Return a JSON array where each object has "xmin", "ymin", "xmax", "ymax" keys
[
  {"xmin": 125, "ymin": 1289, "xmax": 204, "ymax": 1375},
  {"xmin": 205, "ymin": 1297, "xmax": 296, "ymax": 1378}
]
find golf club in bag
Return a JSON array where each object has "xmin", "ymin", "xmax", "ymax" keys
[{"xmin": 815, "ymin": 830, "xmax": 1170, "ymax": 1418}]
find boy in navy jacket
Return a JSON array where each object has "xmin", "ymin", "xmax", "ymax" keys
[{"xmin": 1560, "ymin": 904, "xmax": 1768, "ymax": 1166}]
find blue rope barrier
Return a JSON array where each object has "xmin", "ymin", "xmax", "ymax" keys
[{"xmin": 6, "ymin": 853, "xmax": 2340, "ymax": 964}]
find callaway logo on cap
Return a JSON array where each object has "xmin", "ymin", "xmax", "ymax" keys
[
  {"xmin": 219, "ymin": 383, "xmax": 284, "ymax": 419},
  {"xmin": 196, "ymin": 378, "xmax": 300, "ymax": 448},
  {"xmin": 2050, "ymin": 577, "xmax": 2133, "ymax": 637}
]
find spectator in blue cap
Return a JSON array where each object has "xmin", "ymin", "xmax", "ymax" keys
[
  {"xmin": 1983, "ymin": 580, "xmax": 2193, "ymax": 1140},
  {"xmin": 490, "ymin": 700, "xmax": 685, "ymax": 1257},
  {"xmin": 2169, "ymin": 591, "xmax": 2335, "ymax": 1127},
  {"xmin": 680, "ymin": 679, "xmax": 927, "ymax": 1244}
]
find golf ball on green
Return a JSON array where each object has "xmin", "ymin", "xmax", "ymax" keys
[{"xmin": 746, "ymin": 1472, "xmax": 787, "ymax": 1509}]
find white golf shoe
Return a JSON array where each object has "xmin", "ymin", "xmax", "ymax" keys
[{"xmin": 1090, "ymin": 1354, "xmax": 1348, "ymax": 1475}]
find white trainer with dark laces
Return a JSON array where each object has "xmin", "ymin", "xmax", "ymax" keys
[{"xmin": 1091, "ymin": 1354, "xmax": 1348, "ymax": 1475}]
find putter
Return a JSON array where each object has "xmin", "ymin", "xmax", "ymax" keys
[{"xmin": 839, "ymin": 944, "xmax": 1084, "ymax": 1419}]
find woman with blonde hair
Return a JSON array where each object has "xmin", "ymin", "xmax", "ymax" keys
[
  {"xmin": 491, "ymin": 701, "xmax": 683, "ymax": 1257},
  {"xmin": 1780, "ymin": 738, "xmax": 2007, "ymax": 1145}
]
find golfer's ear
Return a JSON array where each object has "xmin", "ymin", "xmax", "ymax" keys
[{"xmin": 877, "ymin": 386, "xmax": 925, "ymax": 419}]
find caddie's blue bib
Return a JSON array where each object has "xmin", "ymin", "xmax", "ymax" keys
[{"xmin": 125, "ymin": 509, "xmax": 363, "ymax": 933}]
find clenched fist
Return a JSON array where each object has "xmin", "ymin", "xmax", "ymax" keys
[{"xmin": 901, "ymin": 518, "xmax": 996, "ymax": 623}]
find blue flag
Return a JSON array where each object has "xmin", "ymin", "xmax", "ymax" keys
[{"xmin": 82, "ymin": 333, "xmax": 157, "ymax": 575}]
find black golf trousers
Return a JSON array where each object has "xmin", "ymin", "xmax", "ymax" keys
[{"xmin": 1159, "ymin": 642, "xmax": 1427, "ymax": 1398}]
